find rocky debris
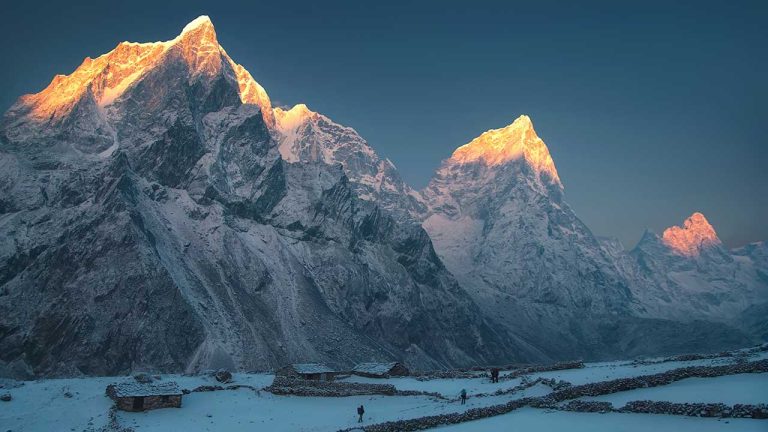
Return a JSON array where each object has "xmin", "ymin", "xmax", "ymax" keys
[
  {"xmin": 214, "ymin": 369, "xmax": 233, "ymax": 383},
  {"xmin": 562, "ymin": 400, "xmax": 613, "ymax": 413},
  {"xmin": 0, "ymin": 379, "xmax": 23, "ymax": 389},
  {"xmin": 266, "ymin": 377, "xmax": 397, "ymax": 397},
  {"xmin": 0, "ymin": 393, "xmax": 11, "ymax": 402},
  {"xmin": 540, "ymin": 378, "xmax": 572, "ymax": 391},
  {"xmin": 620, "ymin": 401, "xmax": 768, "ymax": 419},
  {"xmin": 132, "ymin": 373, "xmax": 153, "ymax": 384}
]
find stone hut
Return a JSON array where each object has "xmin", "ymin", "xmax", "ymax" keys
[
  {"xmin": 276, "ymin": 363, "xmax": 338, "ymax": 381},
  {"xmin": 352, "ymin": 362, "xmax": 410, "ymax": 378},
  {"xmin": 106, "ymin": 381, "xmax": 182, "ymax": 412}
]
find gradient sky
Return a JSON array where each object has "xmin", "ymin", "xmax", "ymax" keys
[{"xmin": 2, "ymin": 0, "xmax": 766, "ymax": 248}]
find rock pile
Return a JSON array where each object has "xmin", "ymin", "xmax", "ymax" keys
[
  {"xmin": 266, "ymin": 377, "xmax": 397, "ymax": 397},
  {"xmin": 214, "ymin": 369, "xmax": 233, "ymax": 383}
]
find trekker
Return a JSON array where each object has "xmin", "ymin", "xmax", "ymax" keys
[
  {"xmin": 357, "ymin": 404, "xmax": 365, "ymax": 423},
  {"xmin": 491, "ymin": 368, "xmax": 500, "ymax": 383},
  {"xmin": 460, "ymin": 389, "xmax": 467, "ymax": 405}
]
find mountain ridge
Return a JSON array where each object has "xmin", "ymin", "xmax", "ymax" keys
[{"xmin": 0, "ymin": 16, "xmax": 764, "ymax": 378}]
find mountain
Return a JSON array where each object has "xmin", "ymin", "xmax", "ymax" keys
[
  {"xmin": 631, "ymin": 213, "xmax": 768, "ymax": 328},
  {"xmin": 271, "ymin": 103, "xmax": 425, "ymax": 219},
  {"xmin": 0, "ymin": 16, "xmax": 532, "ymax": 378},
  {"xmin": 418, "ymin": 117, "xmax": 753, "ymax": 359},
  {"xmin": 1, "ymin": 16, "xmax": 763, "ymax": 379}
]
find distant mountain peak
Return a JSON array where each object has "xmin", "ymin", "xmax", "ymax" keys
[
  {"xmin": 180, "ymin": 15, "xmax": 215, "ymax": 36},
  {"xmin": 449, "ymin": 115, "xmax": 561, "ymax": 186},
  {"xmin": 662, "ymin": 212, "xmax": 721, "ymax": 256}
]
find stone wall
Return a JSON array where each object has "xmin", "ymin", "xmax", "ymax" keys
[
  {"xmin": 345, "ymin": 359, "xmax": 768, "ymax": 431},
  {"xmin": 547, "ymin": 359, "xmax": 768, "ymax": 403},
  {"xmin": 620, "ymin": 401, "xmax": 768, "ymax": 419},
  {"xmin": 266, "ymin": 377, "xmax": 397, "ymax": 397},
  {"xmin": 114, "ymin": 395, "xmax": 181, "ymax": 412}
]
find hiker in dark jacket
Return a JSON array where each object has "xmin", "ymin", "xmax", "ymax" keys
[
  {"xmin": 460, "ymin": 389, "xmax": 467, "ymax": 405},
  {"xmin": 357, "ymin": 405, "xmax": 365, "ymax": 422},
  {"xmin": 491, "ymin": 368, "xmax": 500, "ymax": 383}
]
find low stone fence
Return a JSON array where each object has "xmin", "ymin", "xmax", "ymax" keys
[
  {"xmin": 620, "ymin": 401, "xmax": 768, "ymax": 419},
  {"xmin": 412, "ymin": 360, "xmax": 585, "ymax": 381},
  {"xmin": 347, "ymin": 359, "xmax": 768, "ymax": 431},
  {"xmin": 562, "ymin": 400, "xmax": 613, "ymax": 413},
  {"xmin": 501, "ymin": 361, "xmax": 585, "ymax": 380},
  {"xmin": 469, "ymin": 377, "xmax": 571, "ymax": 400},
  {"xmin": 547, "ymin": 359, "xmax": 768, "ymax": 403},
  {"xmin": 266, "ymin": 377, "xmax": 397, "ymax": 397},
  {"xmin": 188, "ymin": 384, "xmax": 260, "ymax": 394}
]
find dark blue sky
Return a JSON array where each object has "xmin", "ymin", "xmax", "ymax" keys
[{"xmin": 2, "ymin": 1, "xmax": 766, "ymax": 248}]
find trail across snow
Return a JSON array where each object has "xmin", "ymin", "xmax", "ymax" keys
[{"xmin": 1, "ymin": 352, "xmax": 766, "ymax": 432}]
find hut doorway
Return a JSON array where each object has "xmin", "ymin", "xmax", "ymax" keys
[{"xmin": 133, "ymin": 397, "xmax": 144, "ymax": 411}]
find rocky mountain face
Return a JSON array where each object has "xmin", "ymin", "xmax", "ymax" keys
[
  {"xmin": 0, "ymin": 17, "xmax": 532, "ymax": 378},
  {"xmin": 416, "ymin": 117, "xmax": 756, "ymax": 360},
  {"xmin": 265, "ymin": 104, "xmax": 763, "ymax": 360},
  {"xmin": 271, "ymin": 103, "xmax": 425, "ymax": 219},
  {"xmin": 1, "ymin": 16, "xmax": 764, "ymax": 378},
  {"xmin": 630, "ymin": 214, "xmax": 768, "ymax": 328}
]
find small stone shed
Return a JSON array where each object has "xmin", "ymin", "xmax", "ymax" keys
[
  {"xmin": 276, "ymin": 363, "xmax": 338, "ymax": 381},
  {"xmin": 352, "ymin": 362, "xmax": 410, "ymax": 378},
  {"xmin": 106, "ymin": 381, "xmax": 182, "ymax": 412}
]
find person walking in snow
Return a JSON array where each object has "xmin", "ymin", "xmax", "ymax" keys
[
  {"xmin": 460, "ymin": 389, "xmax": 467, "ymax": 405},
  {"xmin": 491, "ymin": 368, "xmax": 500, "ymax": 383},
  {"xmin": 357, "ymin": 404, "xmax": 365, "ymax": 423}
]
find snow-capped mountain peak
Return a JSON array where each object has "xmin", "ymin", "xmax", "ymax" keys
[
  {"xmin": 274, "ymin": 103, "xmax": 315, "ymax": 131},
  {"xmin": 3, "ymin": 15, "xmax": 276, "ymax": 148},
  {"xmin": 449, "ymin": 114, "xmax": 561, "ymax": 186},
  {"xmin": 661, "ymin": 212, "xmax": 722, "ymax": 256},
  {"xmin": 180, "ymin": 15, "xmax": 215, "ymax": 35}
]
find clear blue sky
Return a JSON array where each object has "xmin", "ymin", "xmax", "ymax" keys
[{"xmin": 2, "ymin": 0, "xmax": 766, "ymax": 248}]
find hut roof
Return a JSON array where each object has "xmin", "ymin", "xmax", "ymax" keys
[
  {"xmin": 352, "ymin": 362, "xmax": 400, "ymax": 375},
  {"xmin": 111, "ymin": 381, "xmax": 182, "ymax": 398},
  {"xmin": 291, "ymin": 363, "xmax": 335, "ymax": 374}
]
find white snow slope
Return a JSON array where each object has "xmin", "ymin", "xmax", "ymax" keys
[{"xmin": 1, "ymin": 349, "xmax": 765, "ymax": 432}]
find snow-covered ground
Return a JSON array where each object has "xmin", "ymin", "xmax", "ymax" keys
[
  {"xmin": 582, "ymin": 373, "xmax": 768, "ymax": 406},
  {"xmin": 433, "ymin": 407, "xmax": 767, "ymax": 432},
  {"xmin": 1, "ymin": 351, "xmax": 766, "ymax": 432}
]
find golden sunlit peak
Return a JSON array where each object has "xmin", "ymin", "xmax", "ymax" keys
[
  {"xmin": 180, "ymin": 15, "xmax": 215, "ymax": 36},
  {"xmin": 662, "ymin": 212, "xmax": 721, "ymax": 257},
  {"xmin": 450, "ymin": 115, "xmax": 561, "ymax": 185},
  {"xmin": 274, "ymin": 103, "xmax": 316, "ymax": 130}
]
